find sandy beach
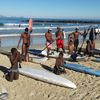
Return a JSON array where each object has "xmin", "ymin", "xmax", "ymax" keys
[{"xmin": 0, "ymin": 39, "xmax": 100, "ymax": 100}]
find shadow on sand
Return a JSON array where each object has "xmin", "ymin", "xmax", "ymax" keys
[
  {"xmin": 40, "ymin": 64, "xmax": 53, "ymax": 72},
  {"xmin": 0, "ymin": 65, "xmax": 9, "ymax": 74}
]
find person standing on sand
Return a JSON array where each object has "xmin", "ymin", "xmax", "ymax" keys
[
  {"xmin": 45, "ymin": 29, "xmax": 54, "ymax": 58},
  {"xmin": 17, "ymin": 28, "xmax": 30, "ymax": 62},
  {"xmin": 68, "ymin": 34, "xmax": 74, "ymax": 54},
  {"xmin": 55, "ymin": 27, "xmax": 65, "ymax": 53},
  {"xmin": 71, "ymin": 28, "xmax": 82, "ymax": 53}
]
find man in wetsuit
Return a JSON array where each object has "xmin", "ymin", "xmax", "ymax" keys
[
  {"xmin": 71, "ymin": 28, "xmax": 82, "ymax": 53},
  {"xmin": 45, "ymin": 29, "xmax": 54, "ymax": 57},
  {"xmin": 55, "ymin": 27, "xmax": 65, "ymax": 53},
  {"xmin": 17, "ymin": 28, "xmax": 30, "ymax": 61}
]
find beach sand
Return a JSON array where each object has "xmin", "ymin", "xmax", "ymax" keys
[{"xmin": 0, "ymin": 39, "xmax": 100, "ymax": 100}]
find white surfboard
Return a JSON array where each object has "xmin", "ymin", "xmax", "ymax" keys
[
  {"xmin": 31, "ymin": 57, "xmax": 48, "ymax": 63},
  {"xmin": 19, "ymin": 67, "xmax": 76, "ymax": 89},
  {"xmin": 41, "ymin": 50, "xmax": 86, "ymax": 60}
]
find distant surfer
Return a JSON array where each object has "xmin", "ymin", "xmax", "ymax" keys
[
  {"xmin": 53, "ymin": 52, "xmax": 66, "ymax": 75},
  {"xmin": 17, "ymin": 28, "xmax": 30, "ymax": 62},
  {"xmin": 55, "ymin": 27, "xmax": 65, "ymax": 53},
  {"xmin": 71, "ymin": 28, "xmax": 82, "ymax": 53},
  {"xmin": 45, "ymin": 29, "xmax": 54, "ymax": 57}
]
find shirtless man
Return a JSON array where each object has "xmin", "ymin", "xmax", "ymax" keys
[
  {"xmin": 53, "ymin": 52, "xmax": 66, "ymax": 75},
  {"xmin": 17, "ymin": 28, "xmax": 30, "ymax": 61},
  {"xmin": 68, "ymin": 34, "xmax": 74, "ymax": 54},
  {"xmin": 55, "ymin": 27, "xmax": 65, "ymax": 53},
  {"xmin": 71, "ymin": 28, "xmax": 82, "ymax": 53},
  {"xmin": 45, "ymin": 29, "xmax": 54, "ymax": 57}
]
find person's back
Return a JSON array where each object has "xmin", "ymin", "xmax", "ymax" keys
[
  {"xmin": 68, "ymin": 34, "xmax": 74, "ymax": 54},
  {"xmin": 90, "ymin": 40, "xmax": 95, "ymax": 50}
]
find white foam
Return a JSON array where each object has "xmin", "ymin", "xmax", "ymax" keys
[{"xmin": 0, "ymin": 25, "xmax": 89, "ymax": 30}]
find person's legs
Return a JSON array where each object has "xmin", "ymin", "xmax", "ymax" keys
[
  {"xmin": 14, "ymin": 71, "xmax": 19, "ymax": 80},
  {"xmin": 61, "ymin": 40, "xmax": 65, "ymax": 53},
  {"xmin": 25, "ymin": 46, "xmax": 29, "ymax": 62},
  {"xmin": 9, "ymin": 71, "xmax": 14, "ymax": 82},
  {"xmin": 22, "ymin": 44, "xmax": 26, "ymax": 61},
  {"xmin": 74, "ymin": 39, "xmax": 79, "ymax": 53}
]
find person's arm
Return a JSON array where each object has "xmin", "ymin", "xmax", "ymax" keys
[
  {"xmin": 87, "ymin": 44, "xmax": 91, "ymax": 53},
  {"xmin": 10, "ymin": 52, "xmax": 19, "ymax": 65},
  {"xmin": 17, "ymin": 34, "xmax": 22, "ymax": 49},
  {"xmin": 28, "ymin": 34, "xmax": 30, "ymax": 46},
  {"xmin": 45, "ymin": 33, "xmax": 48, "ymax": 41}
]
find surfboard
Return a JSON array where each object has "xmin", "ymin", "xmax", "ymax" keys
[
  {"xmin": 19, "ymin": 67, "xmax": 76, "ymax": 89},
  {"xmin": 64, "ymin": 63, "xmax": 100, "ymax": 76},
  {"xmin": 30, "ymin": 56, "xmax": 48, "ymax": 63},
  {"xmin": 90, "ymin": 49, "xmax": 100, "ymax": 55},
  {"xmin": 29, "ymin": 18, "xmax": 33, "ymax": 33},
  {"xmin": 28, "ymin": 49, "xmax": 86, "ymax": 60},
  {"xmin": 91, "ymin": 58, "xmax": 100, "ymax": 62}
]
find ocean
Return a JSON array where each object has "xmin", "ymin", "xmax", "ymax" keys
[{"xmin": 0, "ymin": 17, "xmax": 99, "ymax": 47}]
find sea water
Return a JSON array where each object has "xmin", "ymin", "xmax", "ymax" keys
[{"xmin": 0, "ymin": 17, "xmax": 99, "ymax": 47}]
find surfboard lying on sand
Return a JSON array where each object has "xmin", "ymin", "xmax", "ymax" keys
[
  {"xmin": 64, "ymin": 63, "xmax": 100, "ymax": 76},
  {"xmin": 28, "ymin": 49, "xmax": 86, "ymax": 60},
  {"xmin": 19, "ymin": 67, "xmax": 76, "ymax": 89},
  {"xmin": 30, "ymin": 56, "xmax": 48, "ymax": 63},
  {"xmin": 91, "ymin": 58, "xmax": 100, "ymax": 62}
]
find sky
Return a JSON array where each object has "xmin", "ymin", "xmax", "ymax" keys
[{"xmin": 0, "ymin": 0, "xmax": 100, "ymax": 18}]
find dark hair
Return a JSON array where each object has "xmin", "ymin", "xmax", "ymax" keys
[
  {"xmin": 86, "ymin": 40, "xmax": 90, "ymax": 44},
  {"xmin": 11, "ymin": 48, "xmax": 17, "ymax": 54},
  {"xmin": 25, "ymin": 28, "xmax": 29, "ymax": 32},
  {"xmin": 59, "ymin": 52, "xmax": 63, "ymax": 56}
]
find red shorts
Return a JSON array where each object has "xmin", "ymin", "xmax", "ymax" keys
[{"xmin": 56, "ymin": 40, "xmax": 64, "ymax": 48}]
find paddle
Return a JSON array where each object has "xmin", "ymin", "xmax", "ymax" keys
[
  {"xmin": 78, "ymin": 25, "xmax": 92, "ymax": 54},
  {"xmin": 41, "ymin": 39, "xmax": 56, "ymax": 54}
]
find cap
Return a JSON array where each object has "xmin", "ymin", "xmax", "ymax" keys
[
  {"xmin": 57, "ymin": 26, "xmax": 61, "ymax": 29},
  {"xmin": 75, "ymin": 28, "xmax": 79, "ymax": 31},
  {"xmin": 48, "ymin": 28, "xmax": 52, "ymax": 31}
]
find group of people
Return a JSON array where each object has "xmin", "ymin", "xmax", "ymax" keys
[{"xmin": 4, "ymin": 26, "xmax": 96, "ymax": 80}]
